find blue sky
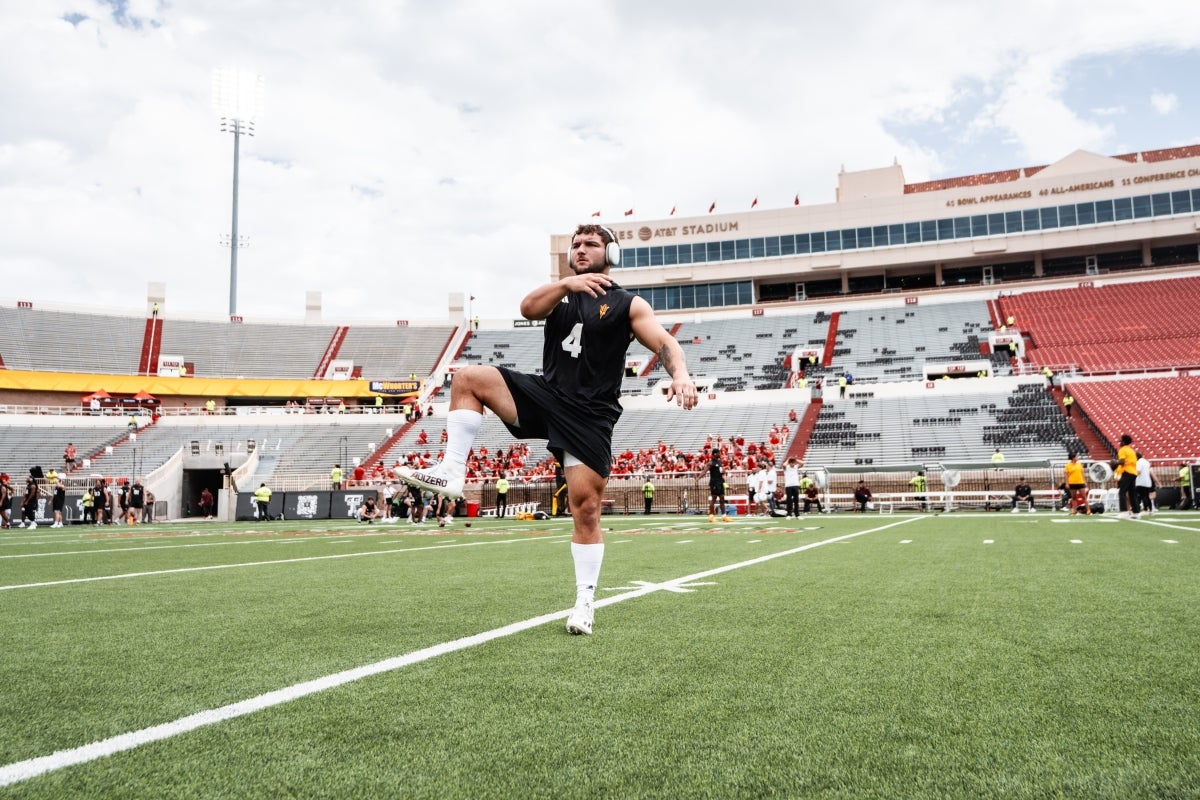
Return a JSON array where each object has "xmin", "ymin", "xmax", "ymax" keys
[{"xmin": 1, "ymin": 1, "xmax": 1198, "ymax": 322}]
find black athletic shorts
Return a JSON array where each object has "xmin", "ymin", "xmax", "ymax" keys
[{"xmin": 498, "ymin": 368, "xmax": 616, "ymax": 478}]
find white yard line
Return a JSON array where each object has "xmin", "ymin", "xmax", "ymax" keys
[
  {"xmin": 0, "ymin": 515, "xmax": 922, "ymax": 787},
  {"xmin": 0, "ymin": 536, "xmax": 571, "ymax": 592}
]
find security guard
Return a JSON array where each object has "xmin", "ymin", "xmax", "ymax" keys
[
  {"xmin": 253, "ymin": 483, "xmax": 272, "ymax": 521},
  {"xmin": 642, "ymin": 478, "xmax": 655, "ymax": 515}
]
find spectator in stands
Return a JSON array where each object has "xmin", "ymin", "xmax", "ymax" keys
[
  {"xmin": 352, "ymin": 464, "xmax": 366, "ymax": 486},
  {"xmin": 1042, "ymin": 366, "xmax": 1055, "ymax": 387},
  {"xmin": 331, "ymin": 464, "xmax": 343, "ymax": 490},
  {"xmin": 398, "ymin": 222, "xmax": 697, "ymax": 637},
  {"xmin": 0, "ymin": 474, "xmax": 11, "ymax": 529},
  {"xmin": 63, "ymin": 443, "xmax": 77, "ymax": 471},
  {"xmin": 788, "ymin": 408, "xmax": 798, "ymax": 423},
  {"xmin": 20, "ymin": 474, "xmax": 39, "ymax": 529},
  {"xmin": 1114, "ymin": 434, "xmax": 1141, "ymax": 518},
  {"xmin": 199, "ymin": 487, "xmax": 214, "ymax": 519},
  {"xmin": 1062, "ymin": 393, "xmax": 1074, "ymax": 417},
  {"xmin": 991, "ymin": 448, "xmax": 1006, "ymax": 467},
  {"xmin": 1011, "ymin": 478, "xmax": 1035, "ymax": 513},
  {"xmin": 909, "ymin": 471, "xmax": 928, "ymax": 512},
  {"xmin": 254, "ymin": 483, "xmax": 272, "ymax": 521},
  {"xmin": 495, "ymin": 472, "xmax": 510, "ymax": 518},
  {"xmin": 1064, "ymin": 453, "xmax": 1088, "ymax": 514},
  {"xmin": 853, "ymin": 480, "xmax": 873, "ymax": 513},
  {"xmin": 641, "ymin": 476, "xmax": 655, "ymax": 514},
  {"xmin": 838, "ymin": 375, "xmax": 847, "ymax": 398},
  {"xmin": 707, "ymin": 455, "xmax": 729, "ymax": 523},
  {"xmin": 1135, "ymin": 452, "xmax": 1156, "ymax": 515},
  {"xmin": 783, "ymin": 458, "xmax": 802, "ymax": 518}
]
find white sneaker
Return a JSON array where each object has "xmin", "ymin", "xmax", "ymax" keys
[
  {"xmin": 15, "ymin": 522, "xmax": 24, "ymax": 528},
  {"xmin": 566, "ymin": 599, "xmax": 594, "ymax": 635},
  {"xmin": 28, "ymin": 522, "xmax": 37, "ymax": 530},
  {"xmin": 397, "ymin": 463, "xmax": 465, "ymax": 499},
  {"xmin": 1011, "ymin": 508, "xmax": 1020, "ymax": 514},
  {"xmin": 1028, "ymin": 508, "xmax": 1036, "ymax": 513}
]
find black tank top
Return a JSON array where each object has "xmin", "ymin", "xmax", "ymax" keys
[{"xmin": 541, "ymin": 282, "xmax": 634, "ymax": 421}]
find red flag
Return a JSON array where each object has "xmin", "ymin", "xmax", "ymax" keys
[
  {"xmin": 794, "ymin": 194, "xmax": 800, "ymax": 206},
  {"xmin": 751, "ymin": 197, "xmax": 758, "ymax": 208},
  {"xmin": 708, "ymin": 201, "xmax": 716, "ymax": 213},
  {"xmin": 591, "ymin": 211, "xmax": 601, "ymax": 217},
  {"xmin": 624, "ymin": 209, "xmax": 634, "ymax": 216},
  {"xmin": 669, "ymin": 206, "xmax": 676, "ymax": 216}
]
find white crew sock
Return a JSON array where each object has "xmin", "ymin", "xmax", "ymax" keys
[
  {"xmin": 443, "ymin": 409, "xmax": 482, "ymax": 471},
  {"xmin": 571, "ymin": 542, "xmax": 604, "ymax": 602}
]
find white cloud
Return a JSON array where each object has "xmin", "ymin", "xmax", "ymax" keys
[
  {"xmin": 1, "ymin": 1, "xmax": 1199, "ymax": 322},
  {"xmin": 1150, "ymin": 91, "xmax": 1179, "ymax": 114}
]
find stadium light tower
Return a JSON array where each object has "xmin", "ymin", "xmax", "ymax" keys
[{"xmin": 212, "ymin": 68, "xmax": 264, "ymax": 317}]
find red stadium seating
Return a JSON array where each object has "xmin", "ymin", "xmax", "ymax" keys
[{"xmin": 1066, "ymin": 376, "xmax": 1200, "ymax": 459}]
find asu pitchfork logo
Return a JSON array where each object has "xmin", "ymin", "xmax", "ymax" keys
[{"xmin": 599, "ymin": 304, "xmax": 609, "ymax": 319}]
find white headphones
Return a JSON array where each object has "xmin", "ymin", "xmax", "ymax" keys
[{"xmin": 575, "ymin": 224, "xmax": 621, "ymax": 267}]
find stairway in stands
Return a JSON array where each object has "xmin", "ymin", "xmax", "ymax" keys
[
  {"xmin": 138, "ymin": 318, "xmax": 164, "ymax": 375},
  {"xmin": 820, "ymin": 313, "xmax": 840, "ymax": 366},
  {"xmin": 1048, "ymin": 386, "xmax": 1111, "ymax": 460},
  {"xmin": 784, "ymin": 399, "xmax": 823, "ymax": 462},
  {"xmin": 314, "ymin": 326, "xmax": 349, "ymax": 379}
]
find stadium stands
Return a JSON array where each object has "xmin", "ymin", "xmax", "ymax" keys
[
  {"xmin": 1065, "ymin": 376, "xmax": 1200, "ymax": 460},
  {"xmin": 802, "ymin": 379, "xmax": 1084, "ymax": 466},
  {"xmin": 0, "ymin": 307, "xmax": 146, "ymax": 374},
  {"xmin": 998, "ymin": 277, "xmax": 1200, "ymax": 372}
]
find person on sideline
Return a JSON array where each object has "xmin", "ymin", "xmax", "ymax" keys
[
  {"xmin": 399, "ymin": 223, "xmax": 698, "ymax": 635},
  {"xmin": 783, "ymin": 457, "xmax": 802, "ymax": 518},
  {"xmin": 51, "ymin": 479, "xmax": 67, "ymax": 528},
  {"xmin": 495, "ymin": 472, "xmax": 510, "ymax": 519},
  {"xmin": 1114, "ymin": 434, "xmax": 1140, "ymax": 518},
  {"xmin": 707, "ymin": 455, "xmax": 729, "ymax": 523},
  {"xmin": 1011, "ymin": 478, "xmax": 1035, "ymax": 512},
  {"xmin": 1135, "ymin": 452, "xmax": 1156, "ymax": 515},
  {"xmin": 1064, "ymin": 452, "xmax": 1089, "ymax": 515},
  {"xmin": 641, "ymin": 476, "xmax": 655, "ymax": 514},
  {"xmin": 253, "ymin": 483, "xmax": 272, "ymax": 521},
  {"xmin": 853, "ymin": 480, "xmax": 873, "ymax": 513}
]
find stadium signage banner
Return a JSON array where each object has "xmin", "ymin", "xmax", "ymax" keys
[
  {"xmin": 325, "ymin": 360, "xmax": 354, "ymax": 381},
  {"xmin": 157, "ymin": 355, "xmax": 185, "ymax": 377},
  {"xmin": 368, "ymin": 380, "xmax": 421, "ymax": 395}
]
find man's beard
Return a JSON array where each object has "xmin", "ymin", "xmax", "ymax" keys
[{"xmin": 572, "ymin": 261, "xmax": 607, "ymax": 275}]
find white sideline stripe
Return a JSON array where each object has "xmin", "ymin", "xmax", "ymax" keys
[
  {"xmin": 0, "ymin": 535, "xmax": 341, "ymax": 560},
  {"xmin": 0, "ymin": 516, "xmax": 922, "ymax": 787},
  {"xmin": 0, "ymin": 536, "xmax": 572, "ymax": 592},
  {"xmin": 1132, "ymin": 517, "xmax": 1200, "ymax": 533}
]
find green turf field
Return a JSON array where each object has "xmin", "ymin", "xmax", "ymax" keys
[{"xmin": 1, "ymin": 511, "xmax": 1198, "ymax": 798}]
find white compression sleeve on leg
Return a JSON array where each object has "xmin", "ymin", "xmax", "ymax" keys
[
  {"xmin": 444, "ymin": 409, "xmax": 482, "ymax": 468},
  {"xmin": 571, "ymin": 542, "xmax": 605, "ymax": 601}
]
